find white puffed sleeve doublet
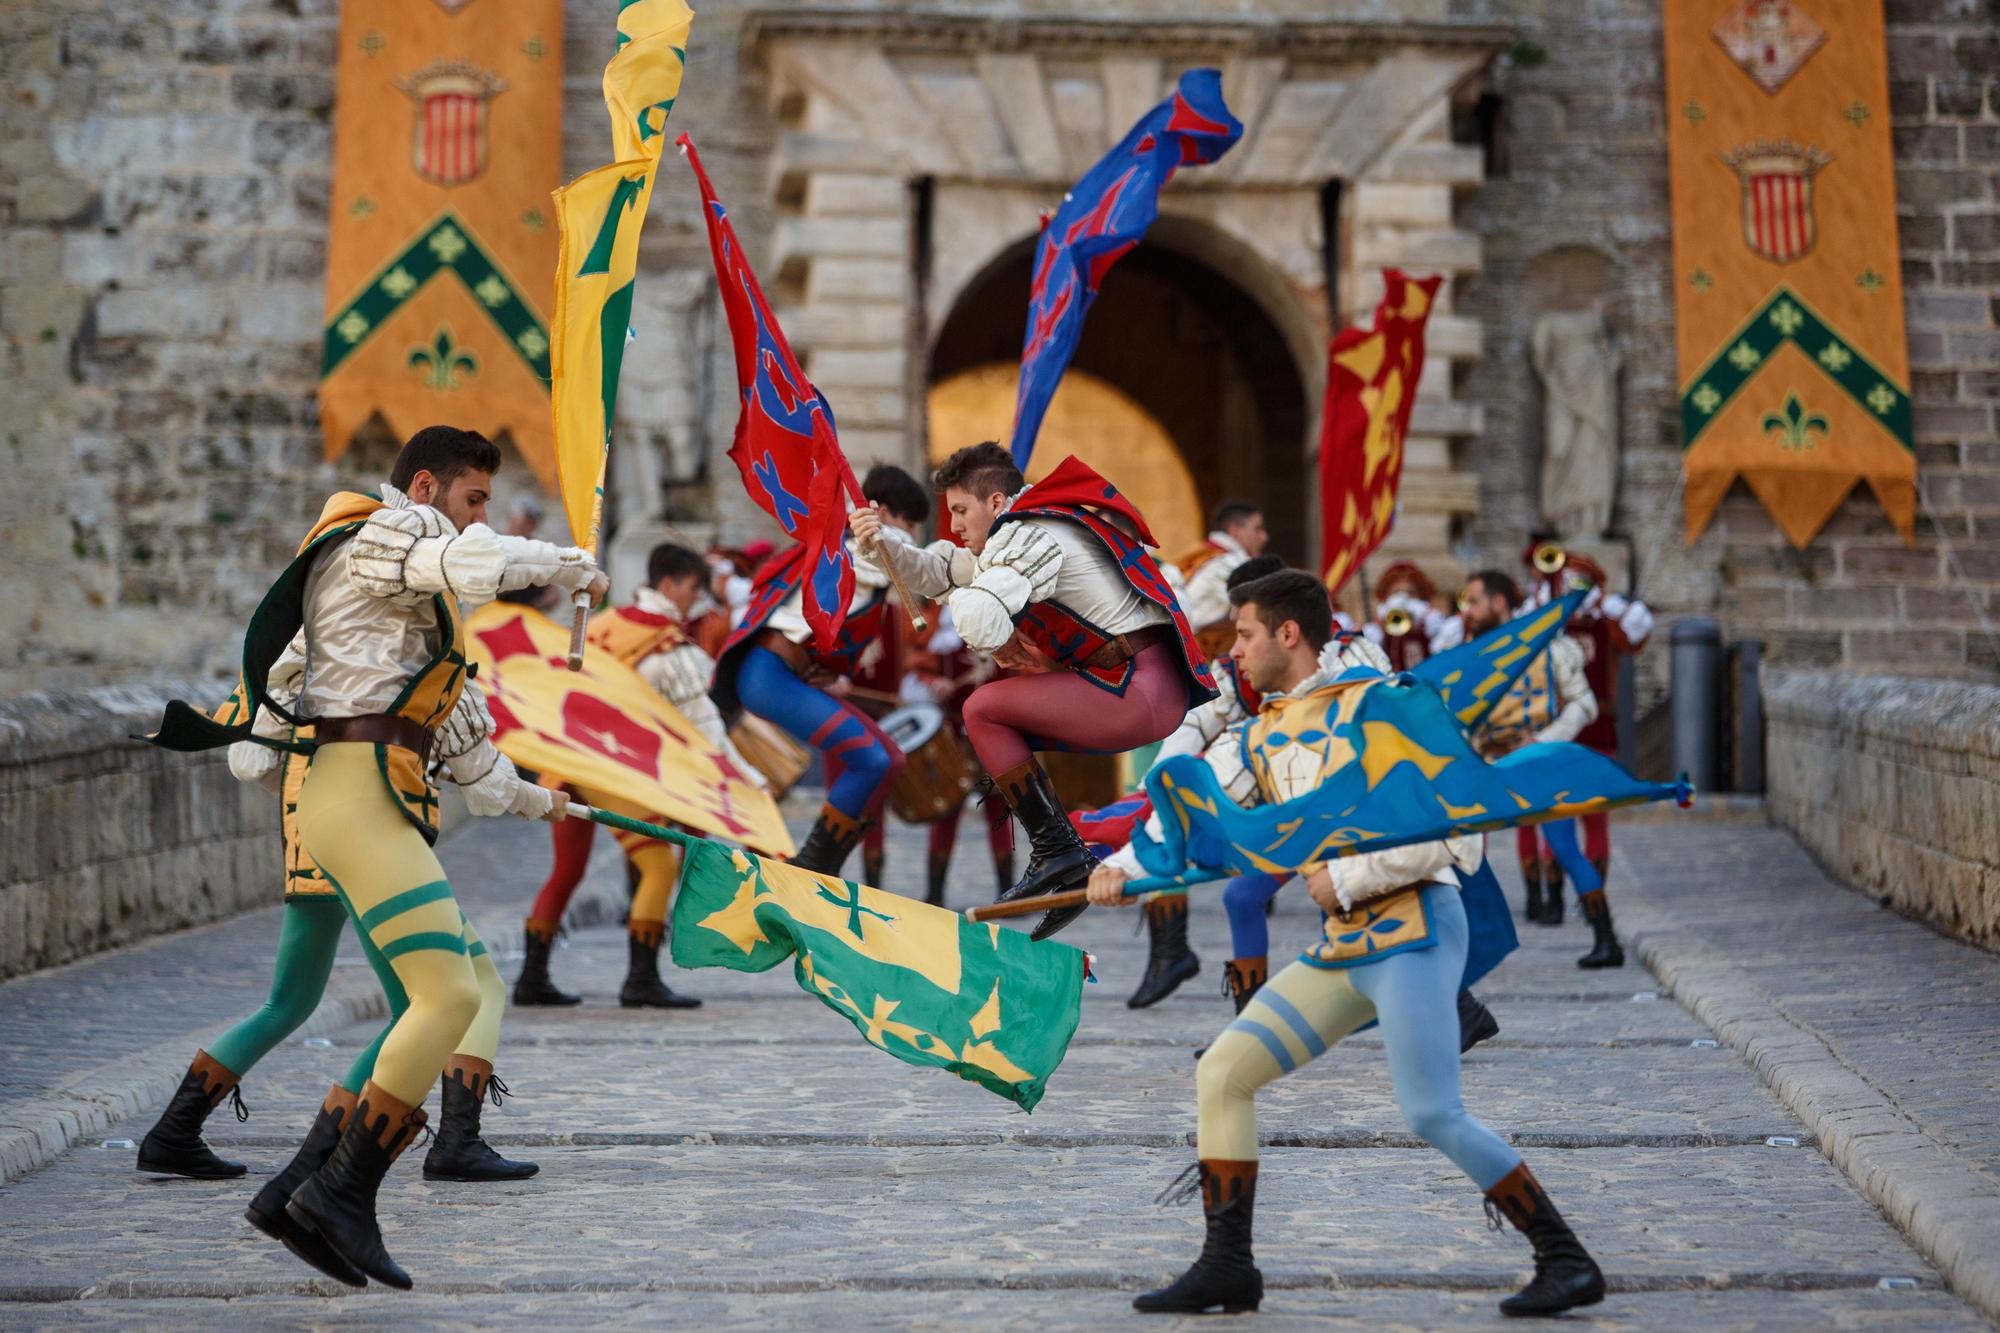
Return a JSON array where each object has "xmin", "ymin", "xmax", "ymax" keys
[
  {"xmin": 348, "ymin": 487, "xmax": 597, "ymax": 604},
  {"xmin": 1533, "ymin": 636, "xmax": 1599, "ymax": 745},
  {"xmin": 1323, "ymin": 834, "xmax": 1481, "ymax": 911},
  {"xmin": 948, "ymin": 519, "xmax": 1064, "ymax": 652},
  {"xmin": 435, "ymin": 681, "xmax": 553, "ymax": 819}
]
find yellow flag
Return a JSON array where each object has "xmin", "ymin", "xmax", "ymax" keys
[
  {"xmin": 549, "ymin": 160, "xmax": 657, "ymax": 548},
  {"xmin": 465, "ymin": 602, "xmax": 793, "ymax": 857},
  {"xmin": 548, "ymin": 0, "xmax": 692, "ymax": 549}
]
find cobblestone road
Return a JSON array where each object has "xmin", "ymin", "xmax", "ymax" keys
[{"xmin": 0, "ymin": 798, "xmax": 1989, "ymax": 1330}]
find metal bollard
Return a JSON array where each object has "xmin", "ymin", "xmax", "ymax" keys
[
  {"xmin": 1671, "ymin": 618, "xmax": 1723, "ymax": 792},
  {"xmin": 1730, "ymin": 639, "xmax": 1764, "ymax": 794}
]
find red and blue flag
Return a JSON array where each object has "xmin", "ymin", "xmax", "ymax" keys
[
  {"xmin": 683, "ymin": 134, "xmax": 856, "ymax": 651},
  {"xmin": 1009, "ymin": 68, "xmax": 1242, "ymax": 470}
]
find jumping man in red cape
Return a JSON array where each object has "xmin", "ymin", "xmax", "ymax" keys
[{"xmin": 850, "ymin": 441, "xmax": 1216, "ymax": 939}]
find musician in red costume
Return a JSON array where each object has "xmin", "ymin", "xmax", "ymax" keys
[
  {"xmin": 1517, "ymin": 542, "xmax": 1653, "ymax": 967},
  {"xmin": 851, "ymin": 442, "xmax": 1215, "ymax": 938},
  {"xmin": 1362, "ymin": 561, "xmax": 1452, "ymax": 671}
]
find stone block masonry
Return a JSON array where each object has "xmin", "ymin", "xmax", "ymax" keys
[
  {"xmin": 1764, "ymin": 668, "xmax": 2000, "ymax": 950},
  {"xmin": 0, "ymin": 677, "xmax": 277, "ymax": 980}
]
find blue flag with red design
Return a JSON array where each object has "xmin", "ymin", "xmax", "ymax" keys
[
  {"xmin": 683, "ymin": 134, "xmax": 856, "ymax": 651},
  {"xmin": 1009, "ymin": 68, "xmax": 1242, "ymax": 470}
]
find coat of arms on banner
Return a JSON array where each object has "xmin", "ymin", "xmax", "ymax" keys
[
  {"xmin": 399, "ymin": 61, "xmax": 506, "ymax": 188},
  {"xmin": 1712, "ymin": 0, "xmax": 1827, "ymax": 94},
  {"xmin": 1719, "ymin": 141, "xmax": 1831, "ymax": 265}
]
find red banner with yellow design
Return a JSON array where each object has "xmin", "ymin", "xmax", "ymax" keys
[
  {"xmin": 319, "ymin": 0, "xmax": 563, "ymax": 484},
  {"xmin": 465, "ymin": 602, "xmax": 794, "ymax": 858},
  {"xmin": 1318, "ymin": 270, "xmax": 1443, "ymax": 597},
  {"xmin": 1664, "ymin": 0, "xmax": 1914, "ymax": 547}
]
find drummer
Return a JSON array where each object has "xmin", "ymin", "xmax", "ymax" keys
[{"xmin": 513, "ymin": 543, "xmax": 767, "ymax": 1011}]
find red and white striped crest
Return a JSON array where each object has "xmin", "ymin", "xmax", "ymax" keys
[
  {"xmin": 1720, "ymin": 142, "xmax": 1831, "ymax": 266},
  {"xmin": 399, "ymin": 63, "xmax": 507, "ymax": 189}
]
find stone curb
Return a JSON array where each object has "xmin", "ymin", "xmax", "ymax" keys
[
  {"xmin": 1617, "ymin": 882, "xmax": 2000, "ymax": 1323},
  {"xmin": 0, "ymin": 873, "xmax": 628, "ymax": 1186}
]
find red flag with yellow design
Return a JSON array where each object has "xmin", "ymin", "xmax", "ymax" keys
[
  {"xmin": 1318, "ymin": 270, "xmax": 1443, "ymax": 597},
  {"xmin": 465, "ymin": 602, "xmax": 792, "ymax": 857}
]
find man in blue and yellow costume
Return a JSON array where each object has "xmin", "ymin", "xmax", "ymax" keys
[
  {"xmin": 147, "ymin": 426, "xmax": 605, "ymax": 1290},
  {"xmin": 1085, "ymin": 569, "xmax": 1605, "ymax": 1319}
]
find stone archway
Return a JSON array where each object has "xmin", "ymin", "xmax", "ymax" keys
[{"xmin": 744, "ymin": 8, "xmax": 1507, "ymax": 591}]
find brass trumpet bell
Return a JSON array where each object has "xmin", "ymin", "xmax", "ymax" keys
[
  {"xmin": 1384, "ymin": 607, "xmax": 1414, "ymax": 637},
  {"xmin": 1532, "ymin": 542, "xmax": 1567, "ymax": 575}
]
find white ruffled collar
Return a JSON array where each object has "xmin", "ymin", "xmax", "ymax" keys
[
  {"xmin": 634, "ymin": 586, "xmax": 685, "ymax": 622},
  {"xmin": 1208, "ymin": 529, "xmax": 1245, "ymax": 557}
]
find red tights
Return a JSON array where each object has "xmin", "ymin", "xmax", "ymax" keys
[{"xmin": 961, "ymin": 644, "xmax": 1187, "ymax": 775}]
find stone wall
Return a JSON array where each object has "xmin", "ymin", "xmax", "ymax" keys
[
  {"xmin": 1454, "ymin": 0, "xmax": 2000, "ymax": 691},
  {"xmin": 1765, "ymin": 669, "xmax": 1999, "ymax": 950},
  {"xmin": 0, "ymin": 678, "xmax": 277, "ymax": 980}
]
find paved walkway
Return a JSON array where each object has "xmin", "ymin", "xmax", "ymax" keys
[{"xmin": 0, "ymin": 798, "xmax": 1992, "ymax": 1329}]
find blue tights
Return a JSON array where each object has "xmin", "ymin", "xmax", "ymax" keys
[
  {"xmin": 1541, "ymin": 818, "xmax": 1603, "ymax": 899},
  {"xmin": 1222, "ymin": 872, "xmax": 1290, "ymax": 957},
  {"xmin": 734, "ymin": 645, "xmax": 899, "ymax": 821}
]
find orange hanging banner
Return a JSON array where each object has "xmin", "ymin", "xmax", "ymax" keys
[
  {"xmin": 319, "ymin": 0, "xmax": 563, "ymax": 485},
  {"xmin": 1664, "ymin": 0, "xmax": 1914, "ymax": 547}
]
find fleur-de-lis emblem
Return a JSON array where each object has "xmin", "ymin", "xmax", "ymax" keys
[
  {"xmin": 427, "ymin": 223, "xmax": 468, "ymax": 265},
  {"xmin": 1689, "ymin": 269, "xmax": 1714, "ymax": 291},
  {"xmin": 1727, "ymin": 340, "xmax": 1762, "ymax": 371},
  {"xmin": 1866, "ymin": 383, "xmax": 1897, "ymax": 416},
  {"xmin": 348, "ymin": 195, "xmax": 376, "ymax": 219},
  {"xmin": 1682, "ymin": 100, "xmax": 1707, "ymax": 126},
  {"xmin": 1856, "ymin": 269, "xmax": 1884, "ymax": 292},
  {"xmin": 1843, "ymin": 101, "xmax": 1870, "ymax": 126},
  {"xmin": 1816, "ymin": 341, "xmax": 1852, "ymax": 372},
  {"xmin": 1761, "ymin": 393, "xmax": 1829, "ymax": 450},
  {"xmin": 1692, "ymin": 383, "xmax": 1722, "ymax": 415},
  {"xmin": 408, "ymin": 325, "xmax": 479, "ymax": 392},
  {"xmin": 336, "ymin": 310, "xmax": 370, "ymax": 344},
  {"xmin": 474, "ymin": 274, "xmax": 509, "ymax": 308},
  {"xmin": 380, "ymin": 265, "xmax": 418, "ymax": 299},
  {"xmin": 1770, "ymin": 300, "xmax": 1805, "ymax": 336}
]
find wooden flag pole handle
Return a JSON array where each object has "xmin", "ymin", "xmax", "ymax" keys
[
  {"xmin": 565, "ymin": 590, "xmax": 591, "ymax": 672},
  {"xmin": 839, "ymin": 464, "xmax": 929, "ymax": 635},
  {"xmin": 961, "ymin": 868, "xmax": 1227, "ymax": 923}
]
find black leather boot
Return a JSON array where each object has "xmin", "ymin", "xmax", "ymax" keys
[
  {"xmin": 862, "ymin": 845, "xmax": 885, "ymax": 889},
  {"xmin": 285, "ymin": 1082, "xmax": 426, "ymax": 1290},
  {"xmin": 245, "ymin": 1086, "xmax": 367, "ymax": 1288},
  {"xmin": 1127, "ymin": 896, "xmax": 1200, "ymax": 1009},
  {"xmin": 1542, "ymin": 859, "xmax": 1566, "ymax": 923},
  {"xmin": 792, "ymin": 805, "xmax": 866, "ymax": 877},
  {"xmin": 1223, "ymin": 956, "xmax": 1267, "ymax": 1014},
  {"xmin": 422, "ymin": 1057, "xmax": 538, "ymax": 1181},
  {"xmin": 1576, "ymin": 891, "xmax": 1625, "ymax": 969},
  {"xmin": 1458, "ymin": 988, "xmax": 1501, "ymax": 1053},
  {"xmin": 620, "ymin": 925, "xmax": 702, "ymax": 1009},
  {"xmin": 1133, "ymin": 1160, "xmax": 1263, "ymax": 1314},
  {"xmin": 992, "ymin": 849, "xmax": 1015, "ymax": 899},
  {"xmin": 513, "ymin": 919, "xmax": 580, "ymax": 1007},
  {"xmin": 1486, "ymin": 1162, "xmax": 1606, "ymax": 1316},
  {"xmin": 1519, "ymin": 860, "xmax": 1545, "ymax": 924},
  {"xmin": 925, "ymin": 849, "xmax": 949, "ymax": 907},
  {"xmin": 991, "ymin": 760, "xmax": 1094, "ymax": 940},
  {"xmin": 137, "ymin": 1050, "xmax": 247, "ymax": 1179}
]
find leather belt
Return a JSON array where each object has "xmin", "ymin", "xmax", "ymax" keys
[
  {"xmin": 750, "ymin": 627, "xmax": 813, "ymax": 675},
  {"xmin": 314, "ymin": 714, "xmax": 431, "ymax": 764},
  {"xmin": 1081, "ymin": 623, "xmax": 1176, "ymax": 671}
]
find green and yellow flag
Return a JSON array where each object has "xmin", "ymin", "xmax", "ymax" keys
[
  {"xmin": 671, "ymin": 840, "xmax": 1088, "ymax": 1111},
  {"xmin": 549, "ymin": 0, "xmax": 692, "ymax": 548}
]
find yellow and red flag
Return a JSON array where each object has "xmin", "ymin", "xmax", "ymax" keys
[
  {"xmin": 548, "ymin": 0, "xmax": 693, "ymax": 551},
  {"xmin": 1665, "ymin": 0, "xmax": 1914, "ymax": 547},
  {"xmin": 465, "ymin": 602, "xmax": 793, "ymax": 857},
  {"xmin": 1318, "ymin": 270, "xmax": 1443, "ymax": 597},
  {"xmin": 319, "ymin": 0, "xmax": 563, "ymax": 483}
]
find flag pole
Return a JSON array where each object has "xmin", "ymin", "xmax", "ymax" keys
[
  {"xmin": 835, "ymin": 457, "xmax": 929, "ymax": 635},
  {"xmin": 960, "ymin": 869, "xmax": 1227, "ymax": 923}
]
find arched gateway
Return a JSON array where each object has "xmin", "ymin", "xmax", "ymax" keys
[{"xmin": 745, "ymin": 8, "xmax": 1507, "ymax": 592}]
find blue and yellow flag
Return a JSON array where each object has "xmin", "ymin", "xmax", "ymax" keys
[
  {"xmin": 1412, "ymin": 589, "xmax": 1585, "ymax": 735},
  {"xmin": 1132, "ymin": 674, "xmax": 1684, "ymax": 881},
  {"xmin": 671, "ymin": 840, "xmax": 1086, "ymax": 1111}
]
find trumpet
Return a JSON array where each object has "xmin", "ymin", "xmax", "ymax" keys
[
  {"xmin": 1532, "ymin": 542, "xmax": 1567, "ymax": 575},
  {"xmin": 1455, "ymin": 587, "xmax": 1472, "ymax": 613},
  {"xmin": 1384, "ymin": 607, "xmax": 1414, "ymax": 637}
]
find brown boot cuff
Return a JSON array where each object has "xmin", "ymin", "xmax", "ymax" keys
[
  {"xmin": 1146, "ymin": 894, "xmax": 1188, "ymax": 924},
  {"xmin": 190, "ymin": 1050, "xmax": 240, "ymax": 1106},
  {"xmin": 630, "ymin": 919, "xmax": 666, "ymax": 949},
  {"xmin": 818, "ymin": 804, "xmax": 865, "ymax": 841},
  {"xmin": 353, "ymin": 1081, "xmax": 427, "ymax": 1158},
  {"xmin": 1201, "ymin": 1158, "xmax": 1259, "ymax": 1213},
  {"xmin": 524, "ymin": 917, "xmax": 561, "ymax": 944},
  {"xmin": 1484, "ymin": 1161, "xmax": 1547, "ymax": 1230},
  {"xmin": 1226, "ymin": 956, "xmax": 1268, "ymax": 993},
  {"xmin": 1578, "ymin": 889, "xmax": 1608, "ymax": 919},
  {"xmin": 321, "ymin": 1084, "xmax": 361, "ymax": 1120},
  {"xmin": 990, "ymin": 759, "xmax": 1043, "ymax": 807},
  {"xmin": 443, "ymin": 1055, "xmax": 494, "ymax": 1103}
]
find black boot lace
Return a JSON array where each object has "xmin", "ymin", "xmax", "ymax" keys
[
  {"xmin": 487, "ymin": 1075, "xmax": 510, "ymax": 1109},
  {"xmin": 1154, "ymin": 1162, "xmax": 1202, "ymax": 1207},
  {"xmin": 230, "ymin": 1086, "xmax": 251, "ymax": 1123},
  {"xmin": 1484, "ymin": 1198, "xmax": 1507, "ymax": 1232}
]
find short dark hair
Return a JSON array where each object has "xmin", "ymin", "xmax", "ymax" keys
[
  {"xmin": 1225, "ymin": 555, "xmax": 1286, "ymax": 591},
  {"xmin": 1210, "ymin": 500, "xmax": 1261, "ymax": 532},
  {"xmin": 647, "ymin": 542, "xmax": 709, "ymax": 588},
  {"xmin": 862, "ymin": 464, "xmax": 931, "ymax": 524},
  {"xmin": 389, "ymin": 425, "xmax": 501, "ymax": 493},
  {"xmin": 1229, "ymin": 569, "xmax": 1333, "ymax": 652},
  {"xmin": 1470, "ymin": 569, "xmax": 1521, "ymax": 611},
  {"xmin": 932, "ymin": 441, "xmax": 1024, "ymax": 501}
]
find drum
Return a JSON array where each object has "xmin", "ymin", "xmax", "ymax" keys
[
  {"xmin": 728, "ymin": 714, "xmax": 812, "ymax": 797},
  {"xmin": 881, "ymin": 703, "xmax": 976, "ymax": 824}
]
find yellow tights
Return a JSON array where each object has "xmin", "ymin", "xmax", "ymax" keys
[{"xmin": 575, "ymin": 785, "xmax": 684, "ymax": 942}]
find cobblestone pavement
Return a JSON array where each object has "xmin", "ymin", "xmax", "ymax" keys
[{"xmin": 0, "ymin": 798, "xmax": 1990, "ymax": 1330}]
